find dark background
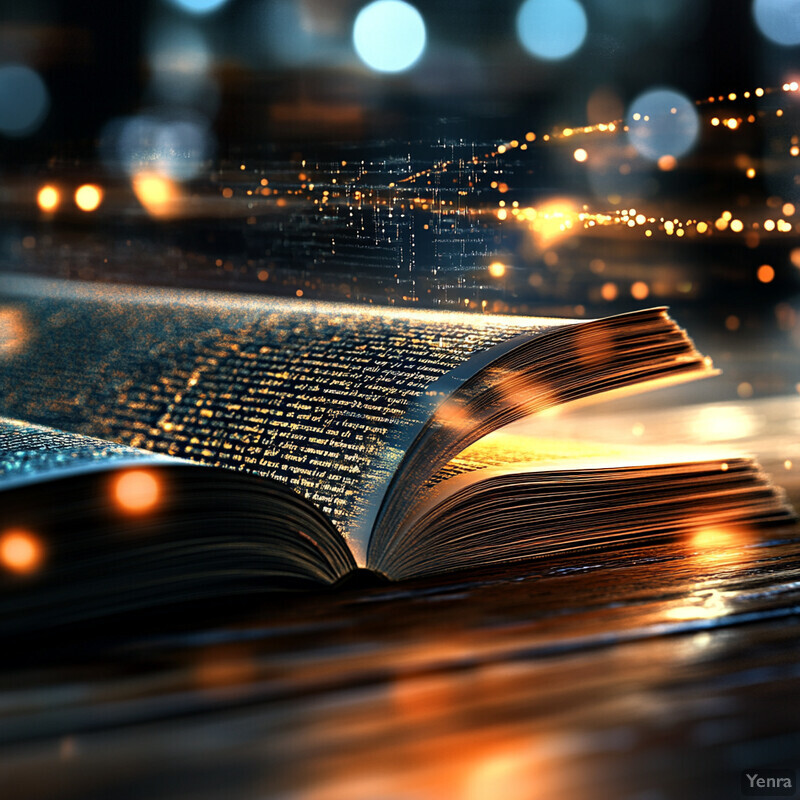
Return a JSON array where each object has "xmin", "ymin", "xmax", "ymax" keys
[{"xmin": 0, "ymin": 0, "xmax": 773, "ymax": 160}]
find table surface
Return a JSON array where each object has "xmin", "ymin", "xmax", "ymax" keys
[{"xmin": 1, "ymin": 395, "xmax": 799, "ymax": 800}]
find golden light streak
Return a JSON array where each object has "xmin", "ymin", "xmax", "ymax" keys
[{"xmin": 526, "ymin": 198, "xmax": 578, "ymax": 248}]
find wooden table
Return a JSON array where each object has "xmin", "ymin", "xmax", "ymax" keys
[{"xmin": 1, "ymin": 397, "xmax": 799, "ymax": 800}]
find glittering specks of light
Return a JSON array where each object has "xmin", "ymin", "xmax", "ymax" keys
[
  {"xmin": 353, "ymin": 1, "xmax": 426, "ymax": 73},
  {"xmin": 524, "ymin": 198, "xmax": 579, "ymax": 248},
  {"xmin": 516, "ymin": 0, "xmax": 588, "ymax": 61},
  {"xmin": 626, "ymin": 88, "xmax": 700, "ymax": 161}
]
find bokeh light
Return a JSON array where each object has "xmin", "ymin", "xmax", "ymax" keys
[
  {"xmin": 488, "ymin": 261, "xmax": 507, "ymax": 277},
  {"xmin": 516, "ymin": 0, "xmax": 588, "ymax": 61},
  {"xmin": 626, "ymin": 88, "xmax": 700, "ymax": 161},
  {"xmin": 114, "ymin": 469, "xmax": 161, "ymax": 513},
  {"xmin": 74, "ymin": 184, "xmax": 103, "ymax": 212},
  {"xmin": 0, "ymin": 529, "xmax": 44, "ymax": 575},
  {"xmin": 353, "ymin": 0, "xmax": 426, "ymax": 73},
  {"xmin": 753, "ymin": 0, "xmax": 800, "ymax": 46},
  {"xmin": 256, "ymin": 0, "xmax": 331, "ymax": 66},
  {"xmin": 757, "ymin": 264, "xmax": 775, "ymax": 283},
  {"xmin": 165, "ymin": 0, "xmax": 229, "ymax": 15},
  {"xmin": 102, "ymin": 113, "xmax": 213, "ymax": 181},
  {"xmin": 0, "ymin": 64, "xmax": 49, "ymax": 137},
  {"xmin": 132, "ymin": 172, "xmax": 182, "ymax": 218},
  {"xmin": 36, "ymin": 185, "xmax": 60, "ymax": 212},
  {"xmin": 146, "ymin": 24, "xmax": 217, "ymax": 112},
  {"xmin": 0, "ymin": 307, "xmax": 27, "ymax": 356}
]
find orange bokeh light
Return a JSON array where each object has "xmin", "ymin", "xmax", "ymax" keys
[
  {"xmin": 132, "ymin": 172, "xmax": 180, "ymax": 218},
  {"xmin": 600, "ymin": 281, "xmax": 618, "ymax": 301},
  {"xmin": 757, "ymin": 264, "xmax": 775, "ymax": 283},
  {"xmin": 0, "ymin": 307, "xmax": 27, "ymax": 356},
  {"xmin": 75, "ymin": 184, "xmax": 103, "ymax": 212},
  {"xmin": 488, "ymin": 261, "xmax": 506, "ymax": 278},
  {"xmin": 114, "ymin": 469, "xmax": 161, "ymax": 513},
  {"xmin": 37, "ymin": 185, "xmax": 60, "ymax": 212},
  {"xmin": 657, "ymin": 154, "xmax": 677, "ymax": 171},
  {"xmin": 0, "ymin": 529, "xmax": 44, "ymax": 574}
]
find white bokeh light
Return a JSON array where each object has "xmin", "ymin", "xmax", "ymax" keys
[
  {"xmin": 626, "ymin": 88, "xmax": 700, "ymax": 161},
  {"xmin": 516, "ymin": 0, "xmax": 588, "ymax": 61},
  {"xmin": 753, "ymin": 0, "xmax": 800, "ymax": 46},
  {"xmin": 164, "ymin": 0, "xmax": 229, "ymax": 15},
  {"xmin": 353, "ymin": 0, "xmax": 426, "ymax": 73},
  {"xmin": 0, "ymin": 64, "xmax": 49, "ymax": 137}
]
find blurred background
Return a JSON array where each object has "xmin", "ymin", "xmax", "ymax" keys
[
  {"xmin": 0, "ymin": 0, "xmax": 798, "ymax": 397},
  {"xmin": 2, "ymin": 6, "xmax": 800, "ymax": 800}
]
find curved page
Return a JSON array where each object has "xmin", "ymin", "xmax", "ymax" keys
[{"xmin": 0, "ymin": 277, "xmax": 566, "ymax": 564}]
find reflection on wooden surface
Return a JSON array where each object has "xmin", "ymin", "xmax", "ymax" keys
[{"xmin": 0, "ymin": 398, "xmax": 798, "ymax": 800}]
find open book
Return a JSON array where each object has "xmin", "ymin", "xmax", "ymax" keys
[{"xmin": 0, "ymin": 278, "xmax": 793, "ymax": 631}]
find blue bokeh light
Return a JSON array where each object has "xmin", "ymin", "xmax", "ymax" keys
[
  {"xmin": 0, "ymin": 64, "xmax": 49, "ymax": 138},
  {"xmin": 146, "ymin": 24, "xmax": 218, "ymax": 114},
  {"xmin": 516, "ymin": 0, "xmax": 588, "ymax": 61},
  {"xmin": 753, "ymin": 0, "xmax": 800, "ymax": 46},
  {"xmin": 626, "ymin": 88, "xmax": 700, "ymax": 161},
  {"xmin": 164, "ymin": 0, "xmax": 229, "ymax": 16},
  {"xmin": 353, "ymin": 0, "xmax": 426, "ymax": 73},
  {"xmin": 101, "ymin": 113, "xmax": 213, "ymax": 181}
]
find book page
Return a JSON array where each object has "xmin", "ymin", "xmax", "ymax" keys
[
  {"xmin": 0, "ymin": 277, "xmax": 565, "ymax": 563},
  {"xmin": 400, "ymin": 428, "xmax": 750, "ymax": 537},
  {"xmin": 0, "ymin": 417, "xmax": 176, "ymax": 490}
]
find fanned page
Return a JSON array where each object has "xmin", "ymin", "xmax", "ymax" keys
[
  {"xmin": 373, "ymin": 431, "xmax": 794, "ymax": 579},
  {"xmin": 0, "ymin": 276, "xmax": 571, "ymax": 563}
]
